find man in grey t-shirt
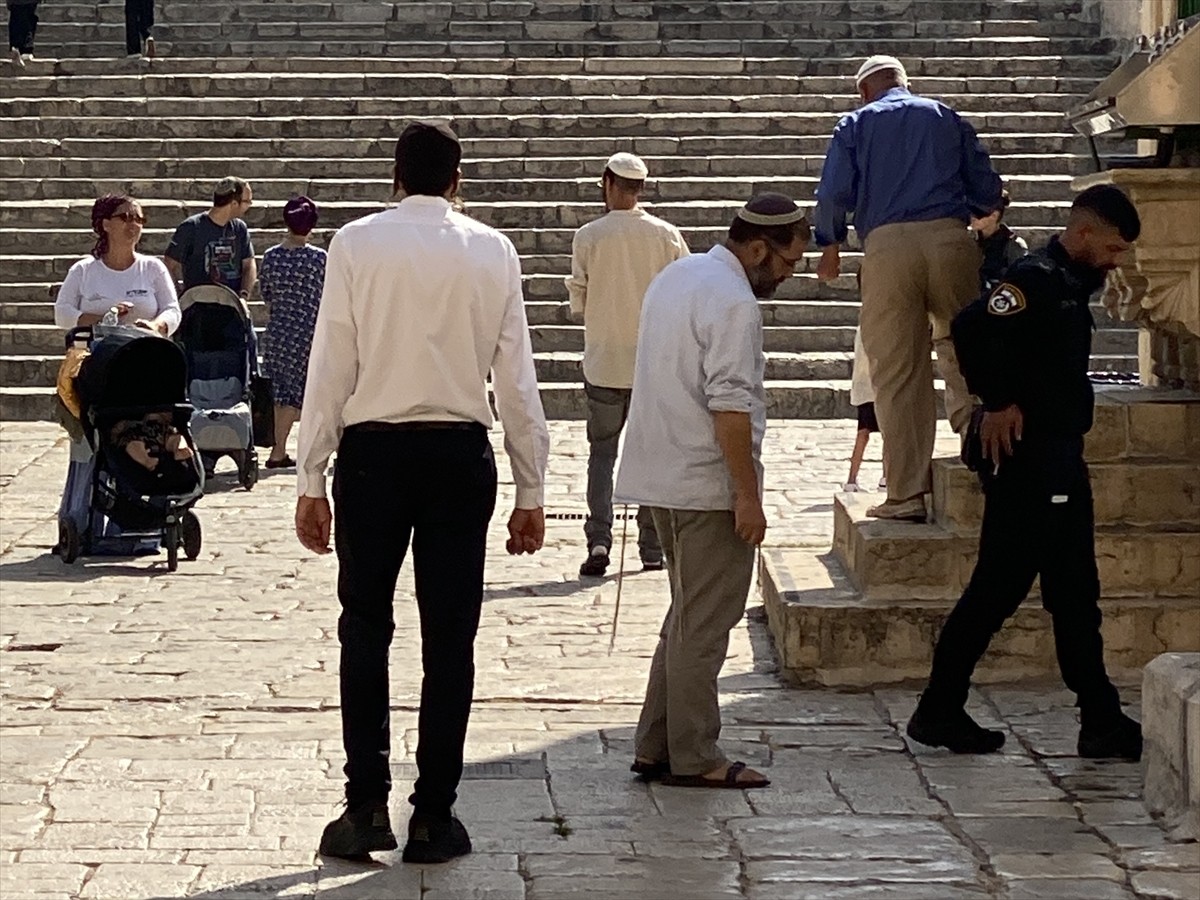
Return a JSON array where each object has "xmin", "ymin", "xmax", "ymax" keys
[{"xmin": 165, "ymin": 176, "xmax": 257, "ymax": 299}]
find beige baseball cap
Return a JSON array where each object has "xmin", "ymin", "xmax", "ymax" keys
[{"xmin": 604, "ymin": 152, "xmax": 649, "ymax": 180}]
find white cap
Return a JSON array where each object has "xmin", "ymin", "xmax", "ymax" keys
[
  {"xmin": 855, "ymin": 55, "xmax": 908, "ymax": 87},
  {"xmin": 604, "ymin": 152, "xmax": 648, "ymax": 181}
]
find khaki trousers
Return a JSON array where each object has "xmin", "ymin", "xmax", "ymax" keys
[
  {"xmin": 634, "ymin": 508, "xmax": 755, "ymax": 775},
  {"xmin": 859, "ymin": 218, "xmax": 981, "ymax": 502}
]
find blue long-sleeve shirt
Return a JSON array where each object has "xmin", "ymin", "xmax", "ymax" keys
[{"xmin": 813, "ymin": 88, "xmax": 1002, "ymax": 247}]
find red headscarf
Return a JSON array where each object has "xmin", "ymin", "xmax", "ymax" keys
[{"xmin": 90, "ymin": 193, "xmax": 134, "ymax": 258}]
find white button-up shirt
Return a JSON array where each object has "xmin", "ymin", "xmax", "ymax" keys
[
  {"xmin": 565, "ymin": 207, "xmax": 689, "ymax": 389},
  {"xmin": 297, "ymin": 196, "xmax": 549, "ymax": 507},
  {"xmin": 614, "ymin": 244, "xmax": 766, "ymax": 511}
]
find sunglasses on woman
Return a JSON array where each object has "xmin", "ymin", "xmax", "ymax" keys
[{"xmin": 110, "ymin": 211, "xmax": 147, "ymax": 224}]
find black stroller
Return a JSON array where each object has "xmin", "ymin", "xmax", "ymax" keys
[
  {"xmin": 58, "ymin": 325, "xmax": 205, "ymax": 572},
  {"xmin": 175, "ymin": 285, "xmax": 260, "ymax": 490}
]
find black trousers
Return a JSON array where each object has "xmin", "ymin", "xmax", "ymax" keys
[
  {"xmin": 332, "ymin": 422, "xmax": 497, "ymax": 815},
  {"xmin": 125, "ymin": 0, "xmax": 153, "ymax": 54},
  {"xmin": 7, "ymin": 3, "xmax": 38, "ymax": 53},
  {"xmin": 923, "ymin": 454, "xmax": 1121, "ymax": 719}
]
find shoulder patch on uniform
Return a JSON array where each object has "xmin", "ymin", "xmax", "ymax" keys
[{"xmin": 987, "ymin": 283, "xmax": 1027, "ymax": 316}]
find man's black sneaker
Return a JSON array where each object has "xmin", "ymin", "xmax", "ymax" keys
[
  {"xmin": 641, "ymin": 557, "xmax": 664, "ymax": 572},
  {"xmin": 318, "ymin": 802, "xmax": 398, "ymax": 860},
  {"xmin": 579, "ymin": 546, "xmax": 609, "ymax": 578},
  {"xmin": 402, "ymin": 812, "xmax": 472, "ymax": 864},
  {"xmin": 906, "ymin": 705, "xmax": 1006, "ymax": 754},
  {"xmin": 1079, "ymin": 711, "xmax": 1143, "ymax": 761}
]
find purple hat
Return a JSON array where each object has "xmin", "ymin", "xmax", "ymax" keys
[{"xmin": 283, "ymin": 196, "xmax": 318, "ymax": 235}]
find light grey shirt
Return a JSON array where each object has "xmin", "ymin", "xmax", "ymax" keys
[{"xmin": 614, "ymin": 244, "xmax": 766, "ymax": 511}]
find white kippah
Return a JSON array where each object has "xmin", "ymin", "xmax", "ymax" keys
[
  {"xmin": 605, "ymin": 152, "xmax": 648, "ymax": 180},
  {"xmin": 855, "ymin": 55, "xmax": 908, "ymax": 86},
  {"xmin": 737, "ymin": 192, "xmax": 807, "ymax": 226}
]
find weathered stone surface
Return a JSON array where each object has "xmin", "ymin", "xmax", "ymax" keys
[{"xmin": 1143, "ymin": 653, "xmax": 1200, "ymax": 840}]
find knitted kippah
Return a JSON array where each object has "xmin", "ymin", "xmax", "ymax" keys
[{"xmin": 736, "ymin": 192, "xmax": 806, "ymax": 226}]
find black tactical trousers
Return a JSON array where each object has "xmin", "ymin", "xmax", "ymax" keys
[
  {"xmin": 125, "ymin": 0, "xmax": 153, "ymax": 54},
  {"xmin": 923, "ymin": 454, "xmax": 1121, "ymax": 718}
]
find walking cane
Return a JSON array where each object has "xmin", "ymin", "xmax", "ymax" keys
[{"xmin": 607, "ymin": 504, "xmax": 630, "ymax": 656}]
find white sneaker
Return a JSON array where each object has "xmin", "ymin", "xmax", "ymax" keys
[
  {"xmin": 10, "ymin": 48, "xmax": 24, "ymax": 67},
  {"xmin": 842, "ymin": 482, "xmax": 861, "ymax": 492},
  {"xmin": 878, "ymin": 476, "xmax": 887, "ymax": 491}
]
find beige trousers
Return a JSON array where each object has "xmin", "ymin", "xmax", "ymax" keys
[
  {"xmin": 633, "ymin": 508, "xmax": 755, "ymax": 775},
  {"xmin": 859, "ymin": 218, "xmax": 981, "ymax": 502}
]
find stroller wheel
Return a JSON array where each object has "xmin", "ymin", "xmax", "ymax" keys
[
  {"xmin": 240, "ymin": 454, "xmax": 259, "ymax": 491},
  {"xmin": 182, "ymin": 510, "xmax": 202, "ymax": 561},
  {"xmin": 58, "ymin": 518, "xmax": 81, "ymax": 565},
  {"xmin": 165, "ymin": 522, "xmax": 180, "ymax": 572}
]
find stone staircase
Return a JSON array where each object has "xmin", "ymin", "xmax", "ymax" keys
[
  {"xmin": 764, "ymin": 388, "xmax": 1200, "ymax": 686},
  {"xmin": 0, "ymin": 0, "xmax": 1141, "ymax": 420}
]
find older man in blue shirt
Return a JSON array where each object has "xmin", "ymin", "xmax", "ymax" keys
[{"xmin": 815, "ymin": 55, "xmax": 1002, "ymax": 522}]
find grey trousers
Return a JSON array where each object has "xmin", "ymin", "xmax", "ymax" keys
[
  {"xmin": 583, "ymin": 380, "xmax": 660, "ymax": 561},
  {"xmin": 634, "ymin": 507, "xmax": 755, "ymax": 775}
]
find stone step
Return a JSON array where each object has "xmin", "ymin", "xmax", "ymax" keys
[
  {"xmin": 0, "ymin": 349, "xmax": 857, "ymax": 389},
  {"xmin": 31, "ymin": 0, "xmax": 1107, "ymax": 25},
  {"xmin": 0, "ymin": 223, "xmax": 1079, "ymax": 265},
  {"xmin": 0, "ymin": 91, "xmax": 1090, "ymax": 119},
  {"xmin": 19, "ymin": 20, "xmax": 1118, "ymax": 57},
  {"xmin": 0, "ymin": 174, "xmax": 1084, "ymax": 206},
  {"xmin": 4, "ymin": 53, "xmax": 1120, "ymax": 79},
  {"xmin": 832, "ymin": 492, "xmax": 1200, "ymax": 602},
  {"xmin": 0, "ymin": 133, "xmax": 1108, "ymax": 160},
  {"xmin": 0, "ymin": 72, "xmax": 1108, "ymax": 100},
  {"xmin": 1, "ymin": 153, "xmax": 1104, "ymax": 181},
  {"xmin": 0, "ymin": 321, "xmax": 859, "ymax": 356},
  {"xmin": 760, "ymin": 548, "xmax": 1200, "ymax": 686},
  {"xmin": 0, "ymin": 379, "xmax": 863, "ymax": 422},
  {"xmin": 0, "ymin": 199, "xmax": 1087, "ymax": 231},
  {"xmin": 932, "ymin": 458, "xmax": 1200, "ymax": 532},
  {"xmin": 0, "ymin": 110, "xmax": 1076, "ymax": 140}
]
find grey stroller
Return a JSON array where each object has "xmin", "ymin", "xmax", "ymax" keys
[{"xmin": 175, "ymin": 285, "xmax": 260, "ymax": 489}]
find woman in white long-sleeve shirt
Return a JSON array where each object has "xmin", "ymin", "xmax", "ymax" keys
[{"xmin": 54, "ymin": 193, "xmax": 181, "ymax": 337}]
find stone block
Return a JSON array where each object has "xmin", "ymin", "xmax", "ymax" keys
[
  {"xmin": 932, "ymin": 457, "xmax": 1200, "ymax": 531},
  {"xmin": 1143, "ymin": 653, "xmax": 1200, "ymax": 840}
]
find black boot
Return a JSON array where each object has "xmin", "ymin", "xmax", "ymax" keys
[
  {"xmin": 318, "ymin": 802, "xmax": 398, "ymax": 860},
  {"xmin": 1078, "ymin": 709, "xmax": 1142, "ymax": 761},
  {"xmin": 402, "ymin": 810, "xmax": 472, "ymax": 864},
  {"xmin": 907, "ymin": 702, "xmax": 1006, "ymax": 754}
]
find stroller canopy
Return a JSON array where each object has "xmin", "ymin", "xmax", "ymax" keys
[{"xmin": 75, "ymin": 330, "xmax": 189, "ymax": 413}]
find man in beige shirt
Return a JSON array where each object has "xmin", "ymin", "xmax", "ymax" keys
[{"xmin": 565, "ymin": 152, "xmax": 690, "ymax": 577}]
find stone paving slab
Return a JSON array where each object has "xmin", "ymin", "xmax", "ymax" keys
[{"xmin": 1, "ymin": 421, "xmax": 1195, "ymax": 898}]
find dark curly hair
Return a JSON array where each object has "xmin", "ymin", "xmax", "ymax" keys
[{"xmin": 90, "ymin": 193, "xmax": 136, "ymax": 258}]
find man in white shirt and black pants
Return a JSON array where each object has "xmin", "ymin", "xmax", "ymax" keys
[
  {"xmin": 295, "ymin": 122, "xmax": 550, "ymax": 864},
  {"xmin": 565, "ymin": 152, "xmax": 690, "ymax": 577},
  {"xmin": 615, "ymin": 193, "xmax": 810, "ymax": 789}
]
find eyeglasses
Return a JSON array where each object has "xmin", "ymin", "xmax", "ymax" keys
[
  {"xmin": 110, "ymin": 212, "xmax": 147, "ymax": 224},
  {"xmin": 765, "ymin": 242, "xmax": 804, "ymax": 269}
]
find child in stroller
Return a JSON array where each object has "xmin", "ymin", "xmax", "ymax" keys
[{"xmin": 56, "ymin": 323, "xmax": 205, "ymax": 572}]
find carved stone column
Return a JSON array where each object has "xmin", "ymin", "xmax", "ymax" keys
[{"xmin": 1075, "ymin": 169, "xmax": 1200, "ymax": 390}]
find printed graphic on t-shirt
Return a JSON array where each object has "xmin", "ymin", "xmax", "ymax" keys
[{"xmin": 205, "ymin": 238, "xmax": 241, "ymax": 286}]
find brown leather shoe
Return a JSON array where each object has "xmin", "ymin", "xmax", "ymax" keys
[{"xmin": 866, "ymin": 497, "xmax": 927, "ymax": 522}]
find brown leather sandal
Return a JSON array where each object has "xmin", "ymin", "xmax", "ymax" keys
[{"xmin": 661, "ymin": 761, "xmax": 770, "ymax": 789}]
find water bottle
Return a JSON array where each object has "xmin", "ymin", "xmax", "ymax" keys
[{"xmin": 100, "ymin": 307, "xmax": 120, "ymax": 327}]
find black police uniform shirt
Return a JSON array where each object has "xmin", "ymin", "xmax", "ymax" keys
[
  {"xmin": 976, "ymin": 224, "xmax": 1029, "ymax": 295},
  {"xmin": 952, "ymin": 236, "xmax": 1106, "ymax": 471}
]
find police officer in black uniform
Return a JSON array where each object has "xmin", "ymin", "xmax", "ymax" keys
[{"xmin": 906, "ymin": 184, "xmax": 1143, "ymax": 761}]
